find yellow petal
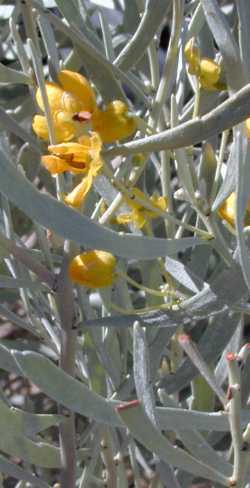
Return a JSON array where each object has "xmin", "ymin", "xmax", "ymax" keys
[
  {"xmin": 218, "ymin": 193, "xmax": 236, "ymax": 226},
  {"xmin": 184, "ymin": 39, "xmax": 200, "ymax": 75},
  {"xmin": 36, "ymin": 80, "xmax": 89, "ymax": 115},
  {"xmin": 58, "ymin": 70, "xmax": 96, "ymax": 113},
  {"xmin": 42, "ymin": 155, "xmax": 71, "ymax": 174},
  {"xmin": 48, "ymin": 142, "xmax": 91, "ymax": 164},
  {"xmin": 124, "ymin": 187, "xmax": 147, "ymax": 211},
  {"xmin": 64, "ymin": 174, "xmax": 94, "ymax": 208},
  {"xmin": 92, "ymin": 101, "xmax": 137, "ymax": 143},
  {"xmin": 218, "ymin": 192, "xmax": 250, "ymax": 227},
  {"xmin": 199, "ymin": 58, "xmax": 221, "ymax": 91},
  {"xmin": 116, "ymin": 213, "xmax": 133, "ymax": 225},
  {"xmin": 150, "ymin": 195, "xmax": 168, "ymax": 212},
  {"xmin": 131, "ymin": 209, "xmax": 146, "ymax": 229},
  {"xmin": 36, "ymin": 82, "xmax": 64, "ymax": 112},
  {"xmin": 32, "ymin": 112, "xmax": 76, "ymax": 143},
  {"xmin": 32, "ymin": 115, "xmax": 49, "ymax": 141},
  {"xmin": 68, "ymin": 250, "xmax": 116, "ymax": 288}
]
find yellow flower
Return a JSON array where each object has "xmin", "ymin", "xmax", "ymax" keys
[
  {"xmin": 218, "ymin": 192, "xmax": 250, "ymax": 226},
  {"xmin": 62, "ymin": 134, "xmax": 103, "ymax": 208},
  {"xmin": 198, "ymin": 58, "xmax": 223, "ymax": 91},
  {"xmin": 41, "ymin": 132, "xmax": 102, "ymax": 175},
  {"xmin": 33, "ymin": 70, "xmax": 96, "ymax": 143},
  {"xmin": 68, "ymin": 250, "xmax": 116, "ymax": 288},
  {"xmin": 92, "ymin": 101, "xmax": 137, "ymax": 143},
  {"xmin": 184, "ymin": 39, "xmax": 225, "ymax": 91},
  {"xmin": 116, "ymin": 187, "xmax": 168, "ymax": 229},
  {"xmin": 33, "ymin": 69, "xmax": 137, "ymax": 144}
]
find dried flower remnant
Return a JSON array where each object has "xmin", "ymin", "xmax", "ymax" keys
[
  {"xmin": 68, "ymin": 250, "xmax": 116, "ymax": 288},
  {"xmin": 33, "ymin": 70, "xmax": 96, "ymax": 143},
  {"xmin": 116, "ymin": 187, "xmax": 168, "ymax": 229}
]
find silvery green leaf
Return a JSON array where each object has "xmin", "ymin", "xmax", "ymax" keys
[
  {"xmin": 158, "ymin": 463, "xmax": 182, "ymax": 488},
  {"xmin": 215, "ymin": 317, "xmax": 243, "ymax": 386},
  {"xmin": 98, "ymin": 9, "xmax": 115, "ymax": 61},
  {"xmin": 187, "ymin": 3, "xmax": 205, "ymax": 40},
  {"xmin": 0, "ymin": 455, "xmax": 49, "ymax": 488},
  {"xmin": 0, "ymin": 108, "xmax": 41, "ymax": 154},
  {"xmin": 178, "ymin": 335, "xmax": 227, "ymax": 407},
  {"xmin": 12, "ymin": 407, "xmax": 62, "ymax": 436},
  {"xmin": 13, "ymin": 350, "xmax": 123, "ymax": 427},
  {"xmin": 0, "ymin": 424, "xmax": 60, "ymax": 467},
  {"xmin": 156, "ymin": 407, "xmax": 229, "ymax": 432},
  {"xmin": 235, "ymin": 132, "xmax": 250, "ymax": 291},
  {"xmin": 0, "ymin": 63, "xmax": 32, "ymax": 85},
  {"xmin": 90, "ymin": 326, "xmax": 121, "ymax": 388},
  {"xmin": 180, "ymin": 263, "xmax": 247, "ymax": 316},
  {"xmin": 117, "ymin": 403, "xmax": 229, "ymax": 485},
  {"xmin": 237, "ymin": 0, "xmax": 250, "ymax": 79},
  {"xmin": 212, "ymin": 138, "xmax": 237, "ymax": 211},
  {"xmin": 158, "ymin": 393, "xmax": 232, "ymax": 476},
  {"xmin": 0, "ymin": 147, "xmax": 206, "ymax": 259},
  {"xmin": 0, "ymin": 343, "xmax": 21, "ymax": 375},
  {"xmin": 171, "ymin": 96, "xmax": 196, "ymax": 199},
  {"xmin": 114, "ymin": 0, "xmax": 168, "ymax": 71},
  {"xmin": 37, "ymin": 14, "xmax": 60, "ymax": 77},
  {"xmin": 103, "ymin": 328, "xmax": 122, "ymax": 387},
  {"xmin": 83, "ymin": 309, "xmax": 183, "ymax": 330},
  {"xmin": 53, "ymin": 0, "xmax": 103, "ymax": 49},
  {"xmin": 149, "ymin": 327, "xmax": 178, "ymax": 381},
  {"xmin": 133, "ymin": 321, "xmax": 158, "ymax": 426},
  {"xmin": 165, "ymin": 256, "xmax": 205, "ymax": 293},
  {"xmin": 158, "ymin": 312, "xmax": 240, "ymax": 393}
]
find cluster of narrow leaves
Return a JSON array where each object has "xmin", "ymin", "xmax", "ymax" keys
[{"xmin": 1, "ymin": 0, "xmax": 250, "ymax": 487}]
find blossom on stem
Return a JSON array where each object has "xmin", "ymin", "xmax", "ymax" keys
[
  {"xmin": 33, "ymin": 70, "xmax": 96, "ymax": 143},
  {"xmin": 184, "ymin": 39, "xmax": 225, "ymax": 91},
  {"xmin": 116, "ymin": 187, "xmax": 168, "ymax": 229},
  {"xmin": 41, "ymin": 133, "xmax": 102, "ymax": 175},
  {"xmin": 92, "ymin": 100, "xmax": 137, "ymax": 143},
  {"xmin": 64, "ymin": 157, "xmax": 102, "ymax": 208},
  {"xmin": 33, "ymin": 70, "xmax": 137, "ymax": 144},
  {"xmin": 68, "ymin": 250, "xmax": 116, "ymax": 288}
]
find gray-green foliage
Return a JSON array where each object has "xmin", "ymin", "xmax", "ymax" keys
[{"xmin": 0, "ymin": 1, "xmax": 250, "ymax": 487}]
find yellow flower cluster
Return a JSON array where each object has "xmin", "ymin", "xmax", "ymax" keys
[
  {"xmin": 184, "ymin": 39, "xmax": 225, "ymax": 91},
  {"xmin": 32, "ymin": 70, "xmax": 139, "ymax": 288},
  {"xmin": 33, "ymin": 70, "xmax": 137, "ymax": 209}
]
